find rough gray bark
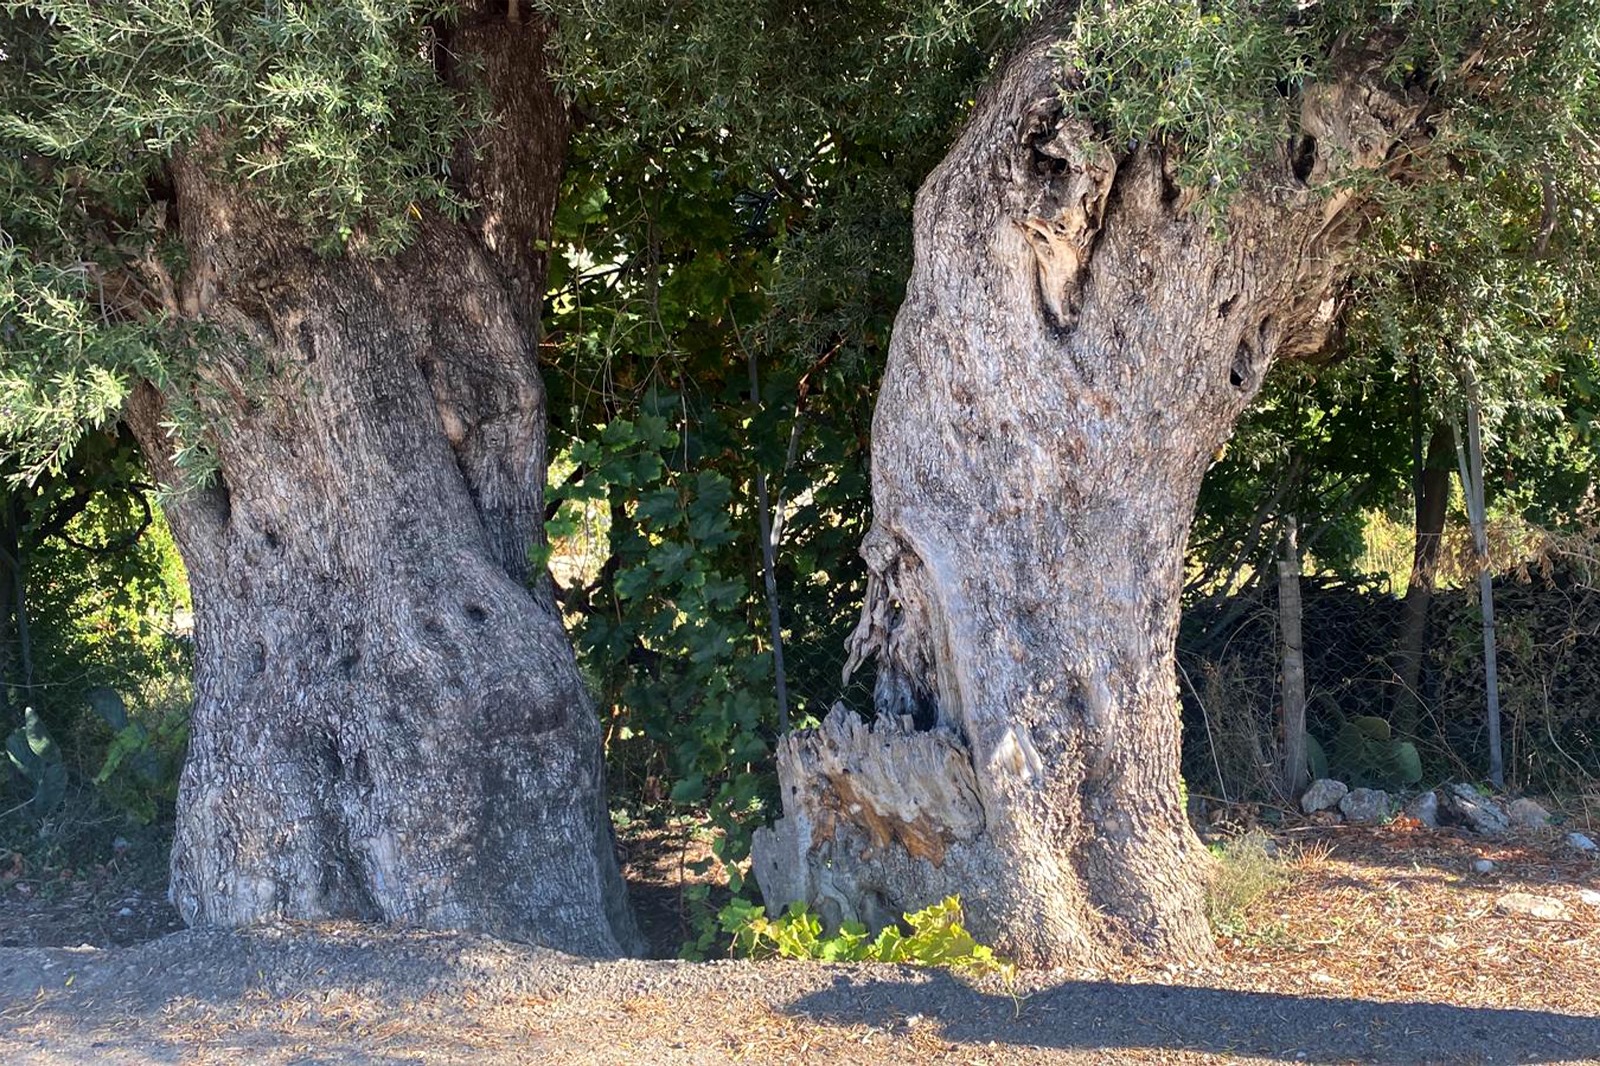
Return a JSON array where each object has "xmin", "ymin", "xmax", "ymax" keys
[
  {"xmin": 122, "ymin": 13, "xmax": 640, "ymax": 957},
  {"xmin": 753, "ymin": 30, "xmax": 1425, "ymax": 966}
]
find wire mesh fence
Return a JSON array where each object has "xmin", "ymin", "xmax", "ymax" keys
[{"xmin": 1178, "ymin": 561, "xmax": 1600, "ymax": 805}]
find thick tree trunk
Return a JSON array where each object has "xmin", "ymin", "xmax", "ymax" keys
[
  {"xmin": 753, "ymin": 31, "xmax": 1424, "ymax": 966},
  {"xmin": 123, "ymin": 15, "xmax": 641, "ymax": 956}
]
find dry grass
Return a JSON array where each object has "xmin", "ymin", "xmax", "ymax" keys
[
  {"xmin": 1204, "ymin": 830, "xmax": 1291, "ymax": 940},
  {"xmin": 1148, "ymin": 821, "xmax": 1600, "ymax": 1016}
]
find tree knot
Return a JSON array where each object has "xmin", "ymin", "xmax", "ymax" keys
[{"xmin": 1006, "ymin": 97, "xmax": 1118, "ymax": 332}]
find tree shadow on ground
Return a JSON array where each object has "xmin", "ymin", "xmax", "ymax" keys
[
  {"xmin": 623, "ymin": 876, "xmax": 696, "ymax": 958},
  {"xmin": 786, "ymin": 971, "xmax": 1600, "ymax": 1064}
]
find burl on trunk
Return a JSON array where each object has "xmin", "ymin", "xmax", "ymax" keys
[
  {"xmin": 125, "ymin": 15, "xmax": 640, "ymax": 957},
  {"xmin": 753, "ymin": 33, "xmax": 1423, "ymax": 966}
]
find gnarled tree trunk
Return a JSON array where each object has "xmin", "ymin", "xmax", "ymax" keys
[
  {"xmin": 753, "ymin": 30, "xmax": 1423, "ymax": 967},
  {"xmin": 124, "ymin": 14, "xmax": 641, "ymax": 957}
]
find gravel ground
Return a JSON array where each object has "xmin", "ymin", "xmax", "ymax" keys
[
  {"xmin": 0, "ymin": 921, "xmax": 1597, "ymax": 1065},
  {"xmin": 2, "ymin": 819, "xmax": 1598, "ymax": 1064}
]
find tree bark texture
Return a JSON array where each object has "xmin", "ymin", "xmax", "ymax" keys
[
  {"xmin": 753, "ymin": 30, "xmax": 1426, "ymax": 966},
  {"xmin": 124, "ymin": 14, "xmax": 641, "ymax": 957}
]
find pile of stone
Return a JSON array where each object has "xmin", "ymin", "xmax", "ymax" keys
[
  {"xmin": 1298, "ymin": 779, "xmax": 1598, "ymax": 852},
  {"xmin": 1297, "ymin": 779, "xmax": 1398, "ymax": 825}
]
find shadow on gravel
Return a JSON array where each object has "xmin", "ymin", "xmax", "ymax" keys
[{"xmin": 787, "ymin": 973, "xmax": 1600, "ymax": 1064}]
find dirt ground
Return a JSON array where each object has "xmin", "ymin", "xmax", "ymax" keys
[{"xmin": 1, "ymin": 816, "xmax": 1597, "ymax": 1064}]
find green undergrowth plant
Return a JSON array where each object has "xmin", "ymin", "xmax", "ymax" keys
[
  {"xmin": 1298, "ymin": 710, "xmax": 1425, "ymax": 792},
  {"xmin": 4, "ymin": 682, "xmax": 188, "ymax": 826},
  {"xmin": 541, "ymin": 409, "xmax": 775, "ymax": 876},
  {"xmin": 6, "ymin": 707, "xmax": 66, "ymax": 815},
  {"xmin": 1320, "ymin": 714, "xmax": 1424, "ymax": 789},
  {"xmin": 82, "ymin": 685, "xmax": 189, "ymax": 825},
  {"xmin": 714, "ymin": 895, "xmax": 1015, "ymax": 982},
  {"xmin": 1206, "ymin": 830, "xmax": 1292, "ymax": 941}
]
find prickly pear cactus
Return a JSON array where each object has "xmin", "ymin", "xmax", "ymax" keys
[
  {"xmin": 6, "ymin": 707, "xmax": 66, "ymax": 813},
  {"xmin": 1329, "ymin": 715, "xmax": 1423, "ymax": 788}
]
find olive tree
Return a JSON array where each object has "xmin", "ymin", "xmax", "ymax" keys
[
  {"xmin": 1, "ymin": 0, "xmax": 639, "ymax": 955},
  {"xmin": 754, "ymin": 0, "xmax": 1599, "ymax": 965}
]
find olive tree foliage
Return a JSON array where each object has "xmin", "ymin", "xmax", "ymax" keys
[
  {"xmin": 1059, "ymin": 0, "xmax": 1600, "ymax": 461},
  {"xmin": 1044, "ymin": 0, "xmax": 1600, "ymax": 446},
  {"xmin": 1, "ymin": 0, "xmax": 478, "ymax": 476}
]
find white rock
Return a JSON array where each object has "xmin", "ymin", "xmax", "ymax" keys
[
  {"xmin": 1442, "ymin": 783, "xmax": 1509, "ymax": 836},
  {"xmin": 1301, "ymin": 778, "xmax": 1349, "ymax": 814},
  {"xmin": 117, "ymin": 907, "xmax": 134, "ymax": 918},
  {"xmin": 1494, "ymin": 892, "xmax": 1569, "ymax": 921},
  {"xmin": 1404, "ymin": 791, "xmax": 1439, "ymax": 828},
  {"xmin": 1578, "ymin": 889, "xmax": 1600, "ymax": 908},
  {"xmin": 1507, "ymin": 797, "xmax": 1552, "ymax": 829},
  {"xmin": 1472, "ymin": 859, "xmax": 1495, "ymax": 874},
  {"xmin": 1566, "ymin": 832, "xmax": 1597, "ymax": 852},
  {"xmin": 1339, "ymin": 787, "xmax": 1391, "ymax": 824}
]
